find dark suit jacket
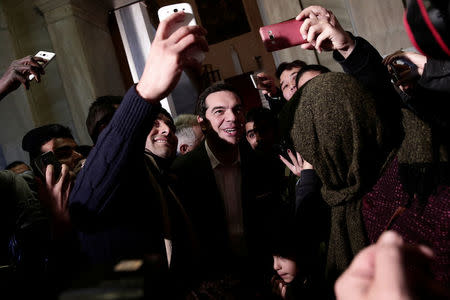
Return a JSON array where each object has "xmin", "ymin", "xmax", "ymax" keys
[{"xmin": 170, "ymin": 140, "xmax": 280, "ymax": 278}]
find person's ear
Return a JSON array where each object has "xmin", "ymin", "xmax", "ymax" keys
[
  {"xmin": 197, "ymin": 116, "xmax": 208, "ymax": 131},
  {"xmin": 179, "ymin": 144, "xmax": 190, "ymax": 155}
]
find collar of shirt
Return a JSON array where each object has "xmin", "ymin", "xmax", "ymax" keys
[{"xmin": 205, "ymin": 140, "xmax": 240, "ymax": 169}]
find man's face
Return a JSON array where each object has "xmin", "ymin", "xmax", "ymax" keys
[
  {"xmin": 245, "ymin": 121, "xmax": 258, "ymax": 150},
  {"xmin": 297, "ymin": 70, "xmax": 322, "ymax": 88},
  {"xmin": 245, "ymin": 119, "xmax": 275, "ymax": 152},
  {"xmin": 146, "ymin": 113, "xmax": 178, "ymax": 159},
  {"xmin": 280, "ymin": 67, "xmax": 301, "ymax": 101},
  {"xmin": 201, "ymin": 90, "xmax": 244, "ymax": 145},
  {"xmin": 40, "ymin": 137, "xmax": 83, "ymax": 171}
]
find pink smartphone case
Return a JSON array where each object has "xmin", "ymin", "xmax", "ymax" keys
[{"xmin": 259, "ymin": 19, "xmax": 305, "ymax": 52}]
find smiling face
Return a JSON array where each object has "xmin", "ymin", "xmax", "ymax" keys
[
  {"xmin": 200, "ymin": 90, "xmax": 244, "ymax": 145},
  {"xmin": 273, "ymin": 255, "xmax": 298, "ymax": 283},
  {"xmin": 145, "ymin": 113, "xmax": 178, "ymax": 159},
  {"xmin": 280, "ymin": 67, "xmax": 301, "ymax": 101}
]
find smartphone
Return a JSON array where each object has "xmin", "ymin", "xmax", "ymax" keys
[
  {"xmin": 259, "ymin": 19, "xmax": 306, "ymax": 52},
  {"xmin": 28, "ymin": 51, "xmax": 55, "ymax": 81},
  {"xmin": 33, "ymin": 151, "xmax": 62, "ymax": 181},
  {"xmin": 250, "ymin": 74, "xmax": 260, "ymax": 89},
  {"xmin": 157, "ymin": 3, "xmax": 205, "ymax": 63},
  {"xmin": 250, "ymin": 73, "xmax": 270, "ymax": 90}
]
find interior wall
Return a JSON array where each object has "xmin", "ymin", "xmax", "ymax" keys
[
  {"xmin": 0, "ymin": 0, "xmax": 74, "ymax": 167},
  {"xmin": 155, "ymin": 0, "xmax": 278, "ymax": 81}
]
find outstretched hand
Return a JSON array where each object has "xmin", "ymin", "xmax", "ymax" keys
[
  {"xmin": 0, "ymin": 55, "xmax": 45, "ymax": 99},
  {"xmin": 279, "ymin": 150, "xmax": 313, "ymax": 177},
  {"xmin": 296, "ymin": 6, "xmax": 355, "ymax": 57},
  {"xmin": 136, "ymin": 11, "xmax": 208, "ymax": 103}
]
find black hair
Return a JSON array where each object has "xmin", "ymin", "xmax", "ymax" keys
[
  {"xmin": 295, "ymin": 64, "xmax": 331, "ymax": 87},
  {"xmin": 22, "ymin": 124, "xmax": 74, "ymax": 163},
  {"xmin": 275, "ymin": 60, "xmax": 307, "ymax": 79},
  {"xmin": 86, "ymin": 95, "xmax": 123, "ymax": 144},
  {"xmin": 5, "ymin": 160, "xmax": 28, "ymax": 171},
  {"xmin": 196, "ymin": 83, "xmax": 240, "ymax": 119},
  {"xmin": 245, "ymin": 106, "xmax": 277, "ymax": 129}
]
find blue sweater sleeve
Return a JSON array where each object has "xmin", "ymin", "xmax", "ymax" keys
[{"xmin": 69, "ymin": 86, "xmax": 160, "ymax": 224}]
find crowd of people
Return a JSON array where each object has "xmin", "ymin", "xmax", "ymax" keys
[{"xmin": 0, "ymin": 1, "xmax": 449, "ymax": 299}]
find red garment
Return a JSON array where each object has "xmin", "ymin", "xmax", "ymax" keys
[{"xmin": 362, "ymin": 157, "xmax": 450, "ymax": 284}]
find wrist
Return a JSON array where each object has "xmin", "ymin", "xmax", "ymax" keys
[
  {"xmin": 338, "ymin": 34, "xmax": 356, "ymax": 59},
  {"xmin": 136, "ymin": 82, "xmax": 160, "ymax": 104}
]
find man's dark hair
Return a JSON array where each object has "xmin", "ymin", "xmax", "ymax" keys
[
  {"xmin": 196, "ymin": 83, "xmax": 240, "ymax": 119},
  {"xmin": 5, "ymin": 160, "xmax": 28, "ymax": 171},
  {"xmin": 157, "ymin": 107, "xmax": 176, "ymax": 133},
  {"xmin": 295, "ymin": 64, "xmax": 331, "ymax": 86},
  {"xmin": 86, "ymin": 95, "xmax": 123, "ymax": 143},
  {"xmin": 275, "ymin": 60, "xmax": 307, "ymax": 79},
  {"xmin": 22, "ymin": 124, "xmax": 74, "ymax": 163},
  {"xmin": 246, "ymin": 106, "xmax": 277, "ymax": 128}
]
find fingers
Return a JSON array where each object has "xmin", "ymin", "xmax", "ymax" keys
[
  {"xmin": 175, "ymin": 31, "xmax": 209, "ymax": 53},
  {"xmin": 296, "ymin": 5, "xmax": 329, "ymax": 21},
  {"xmin": 306, "ymin": 22, "xmax": 325, "ymax": 48},
  {"xmin": 296, "ymin": 152, "xmax": 303, "ymax": 165},
  {"xmin": 373, "ymin": 231, "xmax": 408, "ymax": 297},
  {"xmin": 335, "ymin": 244, "xmax": 378, "ymax": 300},
  {"xmin": 170, "ymin": 24, "xmax": 207, "ymax": 45},
  {"xmin": 256, "ymin": 72, "xmax": 268, "ymax": 79},
  {"xmin": 279, "ymin": 154, "xmax": 294, "ymax": 170},
  {"xmin": 45, "ymin": 164, "xmax": 55, "ymax": 186},
  {"xmin": 300, "ymin": 18, "xmax": 313, "ymax": 39},
  {"xmin": 156, "ymin": 11, "xmax": 187, "ymax": 40},
  {"xmin": 287, "ymin": 149, "xmax": 298, "ymax": 165}
]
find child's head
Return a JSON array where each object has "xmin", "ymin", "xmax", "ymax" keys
[
  {"xmin": 269, "ymin": 219, "xmax": 300, "ymax": 284},
  {"xmin": 273, "ymin": 255, "xmax": 298, "ymax": 283}
]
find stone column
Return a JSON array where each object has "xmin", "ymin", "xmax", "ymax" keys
[{"xmin": 35, "ymin": 0, "xmax": 125, "ymax": 144}]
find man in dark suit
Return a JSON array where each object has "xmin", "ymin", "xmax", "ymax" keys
[{"xmin": 171, "ymin": 83, "xmax": 279, "ymax": 286}]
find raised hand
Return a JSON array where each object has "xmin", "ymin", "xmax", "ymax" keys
[
  {"xmin": 0, "ymin": 55, "xmax": 45, "ymax": 99},
  {"xmin": 136, "ymin": 11, "xmax": 208, "ymax": 103},
  {"xmin": 256, "ymin": 72, "xmax": 278, "ymax": 96},
  {"xmin": 296, "ymin": 6, "xmax": 355, "ymax": 57},
  {"xmin": 40, "ymin": 164, "xmax": 73, "ymax": 238},
  {"xmin": 279, "ymin": 150, "xmax": 313, "ymax": 177}
]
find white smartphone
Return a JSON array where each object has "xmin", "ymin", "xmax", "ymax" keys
[
  {"xmin": 29, "ymin": 51, "xmax": 55, "ymax": 81},
  {"xmin": 157, "ymin": 3, "xmax": 205, "ymax": 63}
]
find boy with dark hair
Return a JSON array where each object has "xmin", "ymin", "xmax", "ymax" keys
[
  {"xmin": 22, "ymin": 124, "xmax": 83, "ymax": 174},
  {"xmin": 86, "ymin": 95, "xmax": 123, "ymax": 144}
]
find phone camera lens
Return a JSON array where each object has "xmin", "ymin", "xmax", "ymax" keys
[{"xmin": 174, "ymin": 8, "xmax": 178, "ymax": 12}]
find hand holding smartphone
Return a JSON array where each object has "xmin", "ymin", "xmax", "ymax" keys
[
  {"xmin": 259, "ymin": 19, "xmax": 306, "ymax": 52},
  {"xmin": 28, "ymin": 51, "xmax": 55, "ymax": 81},
  {"xmin": 33, "ymin": 151, "xmax": 62, "ymax": 181},
  {"xmin": 157, "ymin": 3, "xmax": 205, "ymax": 63}
]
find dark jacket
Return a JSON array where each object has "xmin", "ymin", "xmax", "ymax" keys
[{"xmin": 170, "ymin": 141, "xmax": 280, "ymax": 281}]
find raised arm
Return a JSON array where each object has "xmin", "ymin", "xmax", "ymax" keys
[{"xmin": 69, "ymin": 12, "xmax": 207, "ymax": 225}]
